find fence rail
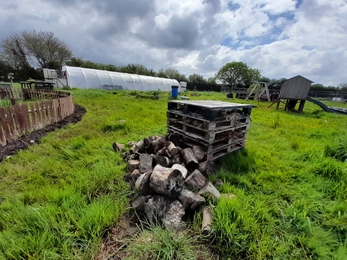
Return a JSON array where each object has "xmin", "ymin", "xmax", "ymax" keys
[{"xmin": 0, "ymin": 95, "xmax": 74, "ymax": 146}]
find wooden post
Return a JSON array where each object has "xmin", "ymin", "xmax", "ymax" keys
[{"xmin": 298, "ymin": 100, "xmax": 306, "ymax": 113}]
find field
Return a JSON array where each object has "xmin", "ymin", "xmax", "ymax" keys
[{"xmin": 0, "ymin": 89, "xmax": 347, "ymax": 259}]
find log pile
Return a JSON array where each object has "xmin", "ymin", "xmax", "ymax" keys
[{"xmin": 121, "ymin": 134, "xmax": 221, "ymax": 232}]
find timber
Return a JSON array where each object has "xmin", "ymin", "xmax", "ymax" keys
[
  {"xmin": 201, "ymin": 206, "xmax": 212, "ymax": 234},
  {"xmin": 149, "ymin": 164, "xmax": 184, "ymax": 198},
  {"xmin": 181, "ymin": 148, "xmax": 199, "ymax": 170},
  {"xmin": 192, "ymin": 145, "xmax": 205, "ymax": 162},
  {"xmin": 135, "ymin": 172, "xmax": 153, "ymax": 195},
  {"xmin": 185, "ymin": 169, "xmax": 206, "ymax": 190}
]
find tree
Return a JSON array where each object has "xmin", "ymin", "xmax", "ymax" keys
[
  {"xmin": 1, "ymin": 30, "xmax": 72, "ymax": 70},
  {"xmin": 0, "ymin": 32, "xmax": 30, "ymax": 70},
  {"xmin": 155, "ymin": 68, "xmax": 187, "ymax": 82},
  {"xmin": 188, "ymin": 73, "xmax": 205, "ymax": 83},
  {"xmin": 216, "ymin": 61, "xmax": 260, "ymax": 89},
  {"xmin": 21, "ymin": 30, "xmax": 72, "ymax": 69}
]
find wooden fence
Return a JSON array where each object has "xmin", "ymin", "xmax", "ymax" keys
[{"xmin": 0, "ymin": 95, "xmax": 74, "ymax": 146}]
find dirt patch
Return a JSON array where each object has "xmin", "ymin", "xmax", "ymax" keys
[
  {"xmin": 97, "ymin": 213, "xmax": 141, "ymax": 260},
  {"xmin": 0, "ymin": 104, "xmax": 87, "ymax": 162}
]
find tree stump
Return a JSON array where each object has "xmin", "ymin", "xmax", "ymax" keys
[{"xmin": 149, "ymin": 164, "xmax": 184, "ymax": 198}]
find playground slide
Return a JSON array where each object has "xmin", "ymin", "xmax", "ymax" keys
[{"xmin": 306, "ymin": 96, "xmax": 347, "ymax": 115}]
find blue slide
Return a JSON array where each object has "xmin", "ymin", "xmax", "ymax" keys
[{"xmin": 306, "ymin": 96, "xmax": 347, "ymax": 115}]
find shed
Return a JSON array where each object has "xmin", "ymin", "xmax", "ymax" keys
[
  {"xmin": 61, "ymin": 66, "xmax": 180, "ymax": 91},
  {"xmin": 276, "ymin": 75, "xmax": 313, "ymax": 112}
]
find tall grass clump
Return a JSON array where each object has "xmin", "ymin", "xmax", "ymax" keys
[
  {"xmin": 324, "ymin": 140, "xmax": 347, "ymax": 162},
  {"xmin": 125, "ymin": 225, "xmax": 214, "ymax": 260}
]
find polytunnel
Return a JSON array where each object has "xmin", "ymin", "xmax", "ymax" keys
[{"xmin": 62, "ymin": 66, "xmax": 180, "ymax": 91}]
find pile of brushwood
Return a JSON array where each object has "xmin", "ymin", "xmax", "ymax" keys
[{"xmin": 114, "ymin": 134, "xmax": 226, "ymax": 232}]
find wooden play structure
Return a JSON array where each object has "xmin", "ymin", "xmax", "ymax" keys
[
  {"xmin": 246, "ymin": 82, "xmax": 271, "ymax": 101},
  {"xmin": 270, "ymin": 75, "xmax": 313, "ymax": 112}
]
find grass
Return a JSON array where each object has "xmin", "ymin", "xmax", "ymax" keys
[{"xmin": 0, "ymin": 89, "xmax": 347, "ymax": 259}]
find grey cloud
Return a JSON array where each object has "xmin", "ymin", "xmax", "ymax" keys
[
  {"xmin": 136, "ymin": 14, "xmax": 200, "ymax": 49},
  {"xmin": 203, "ymin": 0, "xmax": 221, "ymax": 14}
]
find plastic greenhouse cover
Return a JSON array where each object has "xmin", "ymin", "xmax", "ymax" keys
[{"xmin": 62, "ymin": 66, "xmax": 179, "ymax": 91}]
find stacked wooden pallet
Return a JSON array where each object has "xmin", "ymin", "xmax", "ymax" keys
[{"xmin": 167, "ymin": 100, "xmax": 252, "ymax": 161}]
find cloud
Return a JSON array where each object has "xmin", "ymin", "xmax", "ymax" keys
[{"xmin": 0, "ymin": 0, "xmax": 346, "ymax": 86}]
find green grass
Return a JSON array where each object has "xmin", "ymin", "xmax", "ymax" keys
[{"xmin": 1, "ymin": 89, "xmax": 347, "ymax": 259}]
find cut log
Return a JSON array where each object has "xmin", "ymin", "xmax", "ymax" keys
[
  {"xmin": 135, "ymin": 140, "xmax": 146, "ymax": 153},
  {"xmin": 192, "ymin": 145, "xmax": 205, "ymax": 162},
  {"xmin": 201, "ymin": 205, "xmax": 212, "ymax": 234},
  {"xmin": 152, "ymin": 136, "xmax": 167, "ymax": 153},
  {"xmin": 155, "ymin": 156, "xmax": 170, "ymax": 167},
  {"xmin": 131, "ymin": 195, "xmax": 147, "ymax": 211},
  {"xmin": 197, "ymin": 181, "xmax": 220, "ymax": 202},
  {"xmin": 198, "ymin": 160, "xmax": 217, "ymax": 176},
  {"xmin": 181, "ymin": 148, "xmax": 199, "ymax": 170},
  {"xmin": 144, "ymin": 196, "xmax": 185, "ymax": 231},
  {"xmin": 156, "ymin": 147, "xmax": 171, "ymax": 158},
  {"xmin": 171, "ymin": 164, "xmax": 188, "ymax": 179},
  {"xmin": 149, "ymin": 164, "xmax": 184, "ymax": 198},
  {"xmin": 125, "ymin": 169, "xmax": 142, "ymax": 189},
  {"xmin": 178, "ymin": 189, "xmax": 205, "ymax": 210},
  {"xmin": 170, "ymin": 154, "xmax": 183, "ymax": 165},
  {"xmin": 112, "ymin": 142, "xmax": 125, "ymax": 152},
  {"xmin": 128, "ymin": 159, "xmax": 140, "ymax": 172},
  {"xmin": 135, "ymin": 172, "xmax": 153, "ymax": 195},
  {"xmin": 185, "ymin": 169, "xmax": 206, "ymax": 190},
  {"xmin": 163, "ymin": 200, "xmax": 186, "ymax": 231},
  {"xmin": 139, "ymin": 154, "xmax": 153, "ymax": 173},
  {"xmin": 166, "ymin": 141, "xmax": 178, "ymax": 156}
]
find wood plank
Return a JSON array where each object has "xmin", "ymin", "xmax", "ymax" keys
[
  {"xmin": 52, "ymin": 99, "xmax": 58, "ymax": 122},
  {"xmin": 0, "ymin": 108, "xmax": 11, "ymax": 143},
  {"xmin": 35, "ymin": 102, "xmax": 42, "ymax": 127},
  {"xmin": 13, "ymin": 104, "xmax": 24, "ymax": 136},
  {"xmin": 0, "ymin": 122, "xmax": 6, "ymax": 146},
  {"xmin": 6, "ymin": 107, "xmax": 18, "ymax": 139},
  {"xmin": 45, "ymin": 101, "xmax": 50, "ymax": 124},
  {"xmin": 30, "ymin": 103, "xmax": 37, "ymax": 129},
  {"xmin": 49, "ymin": 100, "xmax": 54, "ymax": 123},
  {"xmin": 21, "ymin": 103, "xmax": 31, "ymax": 132},
  {"xmin": 40, "ymin": 101, "xmax": 46, "ymax": 125}
]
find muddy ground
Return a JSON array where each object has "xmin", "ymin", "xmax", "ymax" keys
[{"xmin": 0, "ymin": 104, "xmax": 87, "ymax": 162}]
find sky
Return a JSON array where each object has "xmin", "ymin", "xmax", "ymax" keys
[{"xmin": 0, "ymin": 0, "xmax": 346, "ymax": 86}]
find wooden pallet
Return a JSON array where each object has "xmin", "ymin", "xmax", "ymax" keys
[
  {"xmin": 168, "ymin": 100, "xmax": 252, "ymax": 121},
  {"xmin": 167, "ymin": 110, "xmax": 250, "ymax": 131},
  {"xmin": 168, "ymin": 122, "xmax": 248, "ymax": 144},
  {"xmin": 168, "ymin": 130, "xmax": 246, "ymax": 153},
  {"xmin": 205, "ymin": 142, "xmax": 245, "ymax": 161}
]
